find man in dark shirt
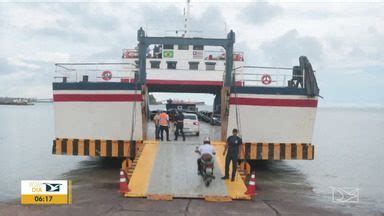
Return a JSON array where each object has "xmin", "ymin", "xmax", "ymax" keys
[
  {"xmin": 222, "ymin": 128, "xmax": 243, "ymax": 181},
  {"xmin": 174, "ymin": 111, "xmax": 185, "ymax": 141}
]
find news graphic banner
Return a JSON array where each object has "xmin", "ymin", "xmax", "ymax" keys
[{"xmin": 21, "ymin": 180, "xmax": 72, "ymax": 204}]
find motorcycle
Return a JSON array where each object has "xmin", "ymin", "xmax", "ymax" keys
[{"xmin": 195, "ymin": 148, "xmax": 216, "ymax": 187}]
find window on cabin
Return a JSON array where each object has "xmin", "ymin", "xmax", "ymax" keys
[
  {"xmin": 193, "ymin": 45, "xmax": 204, "ymax": 50},
  {"xmin": 150, "ymin": 61, "xmax": 161, "ymax": 69},
  {"xmin": 167, "ymin": 61, "xmax": 177, "ymax": 69},
  {"xmin": 164, "ymin": 44, "xmax": 174, "ymax": 49},
  {"xmin": 189, "ymin": 62, "xmax": 199, "ymax": 70},
  {"xmin": 178, "ymin": 44, "xmax": 189, "ymax": 50},
  {"xmin": 134, "ymin": 60, "xmax": 139, "ymax": 68},
  {"xmin": 205, "ymin": 62, "xmax": 216, "ymax": 71}
]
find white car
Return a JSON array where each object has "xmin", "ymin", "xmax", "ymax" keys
[{"xmin": 183, "ymin": 113, "xmax": 200, "ymax": 136}]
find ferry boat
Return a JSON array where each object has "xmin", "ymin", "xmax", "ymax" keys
[
  {"xmin": 51, "ymin": 2, "xmax": 320, "ymax": 201},
  {"xmin": 52, "ymin": 28, "xmax": 319, "ymax": 163}
]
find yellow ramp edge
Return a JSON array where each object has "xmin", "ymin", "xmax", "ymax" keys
[
  {"xmin": 204, "ymin": 195, "xmax": 232, "ymax": 202},
  {"xmin": 147, "ymin": 194, "xmax": 173, "ymax": 201},
  {"xmin": 125, "ymin": 141, "xmax": 159, "ymax": 197},
  {"xmin": 143, "ymin": 140, "xmax": 159, "ymax": 144},
  {"xmin": 212, "ymin": 141, "xmax": 251, "ymax": 200}
]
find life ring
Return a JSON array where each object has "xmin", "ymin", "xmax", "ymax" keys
[
  {"xmin": 102, "ymin": 70, "xmax": 112, "ymax": 81},
  {"xmin": 261, "ymin": 74, "xmax": 272, "ymax": 85}
]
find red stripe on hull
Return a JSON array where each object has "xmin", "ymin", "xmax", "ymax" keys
[
  {"xmin": 229, "ymin": 97, "xmax": 318, "ymax": 107},
  {"xmin": 53, "ymin": 94, "xmax": 142, "ymax": 102}
]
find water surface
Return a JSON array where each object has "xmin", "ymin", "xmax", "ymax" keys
[{"xmin": 0, "ymin": 103, "xmax": 383, "ymax": 213}]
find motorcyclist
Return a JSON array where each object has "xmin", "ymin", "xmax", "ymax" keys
[{"xmin": 195, "ymin": 137, "xmax": 216, "ymax": 176}]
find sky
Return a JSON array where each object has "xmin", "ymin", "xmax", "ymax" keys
[{"xmin": 0, "ymin": 0, "xmax": 383, "ymax": 106}]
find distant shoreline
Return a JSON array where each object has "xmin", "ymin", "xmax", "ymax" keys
[{"xmin": 0, "ymin": 103, "xmax": 34, "ymax": 106}]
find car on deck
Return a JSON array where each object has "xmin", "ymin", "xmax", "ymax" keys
[{"xmin": 183, "ymin": 113, "xmax": 200, "ymax": 136}]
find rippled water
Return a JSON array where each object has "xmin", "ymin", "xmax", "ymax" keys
[
  {"xmin": 0, "ymin": 103, "xmax": 383, "ymax": 213},
  {"xmin": 286, "ymin": 107, "xmax": 384, "ymax": 212},
  {"xmin": 0, "ymin": 104, "xmax": 85, "ymax": 201}
]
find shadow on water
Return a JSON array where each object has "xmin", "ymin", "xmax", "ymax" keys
[
  {"xmin": 60, "ymin": 157, "xmax": 123, "ymax": 190},
  {"xmin": 252, "ymin": 160, "xmax": 310, "ymax": 182},
  {"xmin": 247, "ymin": 160, "xmax": 316, "ymax": 201}
]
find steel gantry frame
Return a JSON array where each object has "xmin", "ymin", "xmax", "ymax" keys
[{"xmin": 136, "ymin": 27, "xmax": 236, "ymax": 86}]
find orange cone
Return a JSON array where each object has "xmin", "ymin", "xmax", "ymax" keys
[
  {"xmin": 118, "ymin": 169, "xmax": 130, "ymax": 194},
  {"xmin": 245, "ymin": 172, "xmax": 256, "ymax": 196}
]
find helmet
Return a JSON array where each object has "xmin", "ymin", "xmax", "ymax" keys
[{"xmin": 203, "ymin": 137, "xmax": 211, "ymax": 144}]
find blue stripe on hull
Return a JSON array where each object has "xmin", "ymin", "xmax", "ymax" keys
[
  {"xmin": 231, "ymin": 86, "xmax": 308, "ymax": 95},
  {"xmin": 53, "ymin": 82, "xmax": 140, "ymax": 90}
]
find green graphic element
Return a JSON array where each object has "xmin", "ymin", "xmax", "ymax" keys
[{"xmin": 163, "ymin": 50, "xmax": 174, "ymax": 58}]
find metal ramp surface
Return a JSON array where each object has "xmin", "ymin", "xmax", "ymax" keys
[{"xmin": 125, "ymin": 140, "xmax": 250, "ymax": 201}]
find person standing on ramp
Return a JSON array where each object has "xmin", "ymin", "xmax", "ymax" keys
[
  {"xmin": 222, "ymin": 128, "xmax": 243, "ymax": 181},
  {"xmin": 174, "ymin": 110, "xmax": 185, "ymax": 141},
  {"xmin": 159, "ymin": 110, "xmax": 170, "ymax": 141},
  {"xmin": 153, "ymin": 110, "xmax": 160, "ymax": 140}
]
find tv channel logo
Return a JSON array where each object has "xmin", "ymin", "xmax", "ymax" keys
[
  {"xmin": 43, "ymin": 183, "xmax": 62, "ymax": 192},
  {"xmin": 330, "ymin": 187, "xmax": 359, "ymax": 203}
]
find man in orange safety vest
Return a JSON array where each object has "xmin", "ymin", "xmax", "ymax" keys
[{"xmin": 159, "ymin": 110, "xmax": 170, "ymax": 141}]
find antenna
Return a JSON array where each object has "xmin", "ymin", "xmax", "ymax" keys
[{"xmin": 182, "ymin": 0, "xmax": 190, "ymax": 37}]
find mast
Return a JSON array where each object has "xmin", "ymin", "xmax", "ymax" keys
[{"xmin": 183, "ymin": 0, "xmax": 190, "ymax": 37}]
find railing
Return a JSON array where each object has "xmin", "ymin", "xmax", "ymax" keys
[
  {"xmin": 53, "ymin": 62, "xmax": 228, "ymax": 83},
  {"xmin": 122, "ymin": 48, "xmax": 244, "ymax": 61},
  {"xmin": 54, "ymin": 63, "xmax": 136, "ymax": 83},
  {"xmin": 54, "ymin": 63, "xmax": 302, "ymax": 88},
  {"xmin": 233, "ymin": 66, "xmax": 304, "ymax": 88}
]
